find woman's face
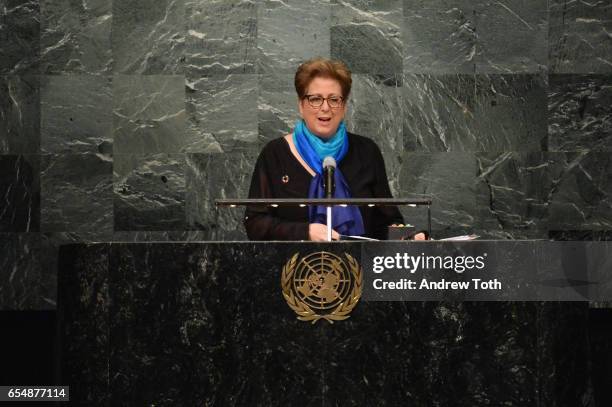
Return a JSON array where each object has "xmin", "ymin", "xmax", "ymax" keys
[{"xmin": 298, "ymin": 76, "xmax": 347, "ymax": 139}]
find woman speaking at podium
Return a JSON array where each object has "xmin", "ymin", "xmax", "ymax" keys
[{"xmin": 245, "ymin": 58, "xmax": 417, "ymax": 241}]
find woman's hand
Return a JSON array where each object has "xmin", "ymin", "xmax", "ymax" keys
[{"xmin": 309, "ymin": 223, "xmax": 340, "ymax": 241}]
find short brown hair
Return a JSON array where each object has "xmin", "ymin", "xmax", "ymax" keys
[{"xmin": 294, "ymin": 58, "xmax": 352, "ymax": 100}]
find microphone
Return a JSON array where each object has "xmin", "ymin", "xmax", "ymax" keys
[{"xmin": 322, "ymin": 156, "xmax": 336, "ymax": 199}]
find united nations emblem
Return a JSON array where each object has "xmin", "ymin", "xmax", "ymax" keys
[{"xmin": 281, "ymin": 251, "xmax": 362, "ymax": 324}]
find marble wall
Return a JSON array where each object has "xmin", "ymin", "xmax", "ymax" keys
[{"xmin": 1, "ymin": 0, "xmax": 611, "ymax": 309}]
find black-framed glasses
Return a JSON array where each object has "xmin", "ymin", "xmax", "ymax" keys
[{"xmin": 303, "ymin": 94, "xmax": 345, "ymax": 109}]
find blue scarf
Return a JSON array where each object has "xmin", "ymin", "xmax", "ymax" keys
[{"xmin": 293, "ymin": 120, "xmax": 365, "ymax": 236}]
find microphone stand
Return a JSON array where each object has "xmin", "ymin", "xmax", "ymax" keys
[
  {"xmin": 323, "ymin": 157, "xmax": 336, "ymax": 242},
  {"xmin": 324, "ymin": 161, "xmax": 335, "ymax": 242},
  {"xmin": 326, "ymin": 206, "xmax": 332, "ymax": 242}
]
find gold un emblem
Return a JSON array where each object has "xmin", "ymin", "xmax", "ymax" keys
[{"xmin": 281, "ymin": 251, "xmax": 362, "ymax": 324}]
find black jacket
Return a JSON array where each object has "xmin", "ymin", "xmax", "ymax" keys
[{"xmin": 244, "ymin": 133, "xmax": 403, "ymax": 240}]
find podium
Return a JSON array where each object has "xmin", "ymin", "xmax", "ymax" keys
[{"xmin": 57, "ymin": 241, "xmax": 605, "ymax": 406}]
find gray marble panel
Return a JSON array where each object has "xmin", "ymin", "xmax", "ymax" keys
[
  {"xmin": 41, "ymin": 75, "xmax": 112, "ymax": 154},
  {"xmin": 212, "ymin": 152, "xmax": 254, "ymax": 241},
  {"xmin": 549, "ymin": 74, "xmax": 612, "ymax": 152},
  {"xmin": 40, "ymin": 153, "xmax": 113, "ymax": 233},
  {"xmin": 185, "ymin": 0, "xmax": 257, "ymax": 76},
  {"xmin": 258, "ymin": 73, "xmax": 299, "ymax": 145},
  {"xmin": 403, "ymin": 0, "xmax": 476, "ymax": 74},
  {"xmin": 549, "ymin": 0, "xmax": 612, "ymax": 73},
  {"xmin": 0, "ymin": 233, "xmax": 45, "ymax": 309},
  {"xmin": 113, "ymin": 153, "xmax": 186, "ymax": 231},
  {"xmin": 331, "ymin": 0, "xmax": 402, "ymax": 75},
  {"xmin": 476, "ymin": 151, "xmax": 612, "ymax": 232},
  {"xmin": 475, "ymin": 152, "xmax": 553, "ymax": 232},
  {"xmin": 186, "ymin": 74, "xmax": 258, "ymax": 153},
  {"xmin": 548, "ymin": 151, "xmax": 612, "ymax": 230},
  {"xmin": 403, "ymin": 74, "xmax": 546, "ymax": 152},
  {"xmin": 111, "ymin": 0, "xmax": 185, "ymax": 74},
  {"xmin": 211, "ymin": 150, "xmax": 257, "ymax": 241},
  {"xmin": 345, "ymin": 74, "xmax": 403, "ymax": 195},
  {"xmin": 113, "ymin": 75, "xmax": 186, "ymax": 154},
  {"xmin": 475, "ymin": 0, "xmax": 547, "ymax": 73},
  {"xmin": 40, "ymin": 0, "xmax": 112, "ymax": 74},
  {"xmin": 0, "ymin": 155, "xmax": 39, "ymax": 232},
  {"xmin": 257, "ymin": 0, "xmax": 331, "ymax": 74},
  {"xmin": 185, "ymin": 152, "xmax": 256, "ymax": 240},
  {"xmin": 399, "ymin": 152, "xmax": 479, "ymax": 233},
  {"xmin": 185, "ymin": 153, "xmax": 214, "ymax": 234},
  {"xmin": 403, "ymin": 74, "xmax": 477, "ymax": 151},
  {"xmin": 472, "ymin": 74, "xmax": 547, "ymax": 152},
  {"xmin": 0, "ymin": 75, "xmax": 40, "ymax": 154},
  {"xmin": 0, "ymin": 0, "xmax": 39, "ymax": 74}
]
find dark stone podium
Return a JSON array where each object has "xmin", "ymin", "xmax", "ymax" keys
[{"xmin": 58, "ymin": 242, "xmax": 606, "ymax": 406}]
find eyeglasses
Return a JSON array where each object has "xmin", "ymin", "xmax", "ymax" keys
[{"xmin": 303, "ymin": 94, "xmax": 345, "ymax": 109}]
